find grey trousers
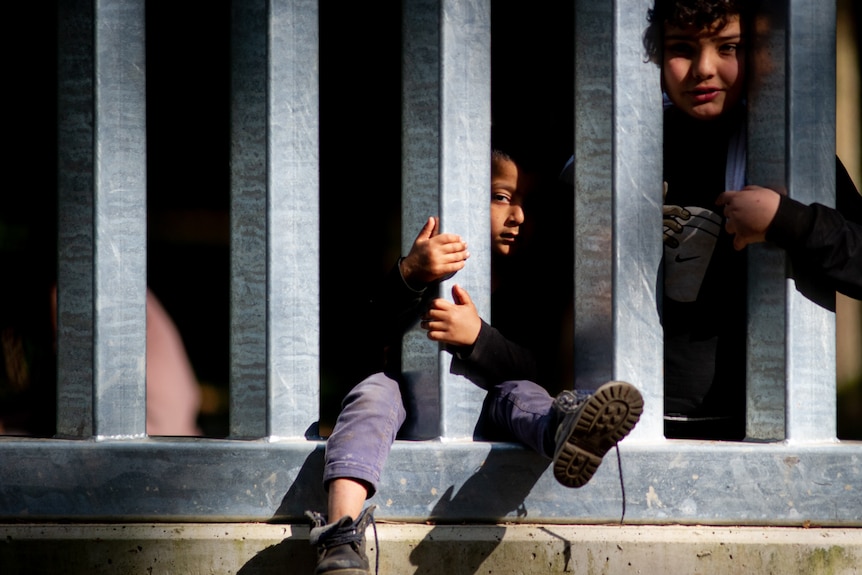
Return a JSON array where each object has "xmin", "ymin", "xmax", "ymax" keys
[{"xmin": 322, "ymin": 372, "xmax": 556, "ymax": 496}]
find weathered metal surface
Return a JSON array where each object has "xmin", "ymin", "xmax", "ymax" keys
[
  {"xmin": 573, "ymin": 0, "xmax": 663, "ymax": 441},
  {"xmin": 266, "ymin": 0, "xmax": 321, "ymax": 438},
  {"xmin": 92, "ymin": 0, "xmax": 148, "ymax": 439},
  {"xmin": 56, "ymin": 0, "xmax": 96, "ymax": 439},
  {"xmin": 0, "ymin": 439, "xmax": 859, "ymax": 525},
  {"xmin": 229, "ymin": 0, "xmax": 269, "ymax": 438},
  {"xmin": 746, "ymin": 0, "xmax": 838, "ymax": 442}
]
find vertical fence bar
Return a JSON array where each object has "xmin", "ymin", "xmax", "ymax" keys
[
  {"xmin": 91, "ymin": 0, "xmax": 148, "ymax": 438},
  {"xmin": 230, "ymin": 0, "xmax": 269, "ymax": 438},
  {"xmin": 573, "ymin": 0, "xmax": 663, "ymax": 441},
  {"xmin": 573, "ymin": 0, "xmax": 615, "ymax": 394},
  {"xmin": 401, "ymin": 0, "xmax": 442, "ymax": 439},
  {"xmin": 266, "ymin": 0, "xmax": 320, "ymax": 438},
  {"xmin": 747, "ymin": 0, "xmax": 838, "ymax": 442},
  {"xmin": 784, "ymin": 0, "xmax": 837, "ymax": 441},
  {"xmin": 746, "ymin": 0, "xmax": 789, "ymax": 440},
  {"xmin": 438, "ymin": 0, "xmax": 491, "ymax": 440},
  {"xmin": 56, "ymin": 0, "xmax": 95, "ymax": 438},
  {"xmin": 612, "ymin": 0, "xmax": 664, "ymax": 440}
]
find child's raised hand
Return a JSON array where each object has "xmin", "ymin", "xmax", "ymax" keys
[
  {"xmin": 420, "ymin": 284, "xmax": 482, "ymax": 347},
  {"xmin": 400, "ymin": 216, "xmax": 470, "ymax": 286},
  {"xmin": 716, "ymin": 185, "xmax": 783, "ymax": 250}
]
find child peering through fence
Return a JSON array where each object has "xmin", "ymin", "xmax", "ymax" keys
[
  {"xmin": 304, "ymin": 135, "xmax": 644, "ymax": 575},
  {"xmin": 644, "ymin": 0, "xmax": 862, "ymax": 441}
]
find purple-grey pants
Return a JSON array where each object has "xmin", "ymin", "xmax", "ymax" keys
[{"xmin": 322, "ymin": 372, "xmax": 556, "ymax": 496}]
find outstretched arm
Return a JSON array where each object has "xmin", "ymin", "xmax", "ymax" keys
[
  {"xmin": 716, "ymin": 185, "xmax": 783, "ymax": 251},
  {"xmin": 717, "ymin": 162, "xmax": 862, "ymax": 302}
]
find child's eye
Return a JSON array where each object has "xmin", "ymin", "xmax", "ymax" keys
[
  {"xmin": 492, "ymin": 192, "xmax": 511, "ymax": 203},
  {"xmin": 666, "ymin": 42, "xmax": 694, "ymax": 57},
  {"xmin": 719, "ymin": 43, "xmax": 739, "ymax": 55}
]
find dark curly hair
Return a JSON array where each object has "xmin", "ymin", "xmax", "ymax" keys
[{"xmin": 643, "ymin": 0, "xmax": 756, "ymax": 63}]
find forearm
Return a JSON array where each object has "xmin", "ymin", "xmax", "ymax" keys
[
  {"xmin": 371, "ymin": 261, "xmax": 434, "ymax": 345},
  {"xmin": 767, "ymin": 196, "xmax": 862, "ymax": 301},
  {"xmin": 452, "ymin": 321, "xmax": 540, "ymax": 385}
]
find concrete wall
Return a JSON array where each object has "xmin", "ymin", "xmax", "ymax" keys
[{"xmin": 2, "ymin": 523, "xmax": 861, "ymax": 574}]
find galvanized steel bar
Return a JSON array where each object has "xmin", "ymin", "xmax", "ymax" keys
[
  {"xmin": 266, "ymin": 0, "xmax": 320, "ymax": 438},
  {"xmin": 0, "ymin": 439, "xmax": 859, "ymax": 525},
  {"xmin": 573, "ymin": 0, "xmax": 615, "ymax": 393},
  {"xmin": 438, "ymin": 0, "xmax": 491, "ymax": 439},
  {"xmin": 400, "ymin": 0, "xmax": 443, "ymax": 440},
  {"xmin": 612, "ymin": 0, "xmax": 664, "ymax": 441},
  {"xmin": 746, "ymin": 0, "xmax": 789, "ymax": 440},
  {"xmin": 92, "ymin": 0, "xmax": 148, "ymax": 439},
  {"xmin": 746, "ymin": 0, "xmax": 838, "ymax": 442},
  {"xmin": 784, "ymin": 0, "xmax": 837, "ymax": 441},
  {"xmin": 573, "ymin": 0, "xmax": 663, "ymax": 440},
  {"xmin": 56, "ymin": 0, "xmax": 95, "ymax": 438},
  {"xmin": 229, "ymin": 0, "xmax": 269, "ymax": 438}
]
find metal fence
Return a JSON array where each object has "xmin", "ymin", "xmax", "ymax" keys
[{"xmin": 1, "ymin": 0, "xmax": 859, "ymax": 526}]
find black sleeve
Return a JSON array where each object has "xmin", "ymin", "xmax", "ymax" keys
[
  {"xmin": 449, "ymin": 320, "xmax": 540, "ymax": 389},
  {"xmin": 766, "ymin": 157, "xmax": 862, "ymax": 306},
  {"xmin": 370, "ymin": 260, "xmax": 435, "ymax": 348}
]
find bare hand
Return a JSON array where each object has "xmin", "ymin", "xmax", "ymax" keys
[
  {"xmin": 663, "ymin": 204, "xmax": 691, "ymax": 249},
  {"xmin": 716, "ymin": 185, "xmax": 783, "ymax": 250},
  {"xmin": 420, "ymin": 284, "xmax": 482, "ymax": 347},
  {"xmin": 663, "ymin": 180, "xmax": 691, "ymax": 249},
  {"xmin": 400, "ymin": 217, "xmax": 469, "ymax": 286}
]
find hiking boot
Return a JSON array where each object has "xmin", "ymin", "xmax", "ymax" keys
[
  {"xmin": 552, "ymin": 381, "xmax": 643, "ymax": 488},
  {"xmin": 306, "ymin": 506, "xmax": 377, "ymax": 575}
]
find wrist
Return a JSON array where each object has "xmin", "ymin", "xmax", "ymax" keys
[
  {"xmin": 765, "ymin": 195, "xmax": 813, "ymax": 249},
  {"xmin": 398, "ymin": 256, "xmax": 425, "ymax": 293}
]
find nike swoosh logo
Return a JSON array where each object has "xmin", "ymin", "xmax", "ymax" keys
[{"xmin": 675, "ymin": 254, "xmax": 700, "ymax": 263}]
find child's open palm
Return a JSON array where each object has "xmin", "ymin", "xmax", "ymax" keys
[{"xmin": 399, "ymin": 217, "xmax": 470, "ymax": 286}]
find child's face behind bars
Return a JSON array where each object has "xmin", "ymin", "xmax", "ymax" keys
[{"xmin": 662, "ymin": 14, "xmax": 746, "ymax": 121}]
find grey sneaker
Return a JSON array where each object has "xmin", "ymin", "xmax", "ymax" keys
[
  {"xmin": 306, "ymin": 505, "xmax": 377, "ymax": 575},
  {"xmin": 552, "ymin": 381, "xmax": 643, "ymax": 488}
]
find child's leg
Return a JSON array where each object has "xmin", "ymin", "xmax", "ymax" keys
[
  {"xmin": 481, "ymin": 379, "xmax": 556, "ymax": 456},
  {"xmin": 323, "ymin": 371, "xmax": 406, "ymax": 519},
  {"xmin": 484, "ymin": 380, "xmax": 644, "ymax": 489},
  {"xmin": 327, "ymin": 478, "xmax": 368, "ymax": 523}
]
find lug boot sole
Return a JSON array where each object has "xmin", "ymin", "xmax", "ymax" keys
[{"xmin": 552, "ymin": 381, "xmax": 644, "ymax": 488}]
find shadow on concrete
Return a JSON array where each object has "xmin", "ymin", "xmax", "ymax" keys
[
  {"xmin": 537, "ymin": 526, "xmax": 575, "ymax": 572},
  {"xmin": 236, "ymin": 448, "xmax": 327, "ymax": 574},
  {"xmin": 271, "ymin": 444, "xmax": 328, "ymax": 520},
  {"xmin": 407, "ymin": 448, "xmax": 550, "ymax": 574},
  {"xmin": 235, "ymin": 534, "xmax": 316, "ymax": 575}
]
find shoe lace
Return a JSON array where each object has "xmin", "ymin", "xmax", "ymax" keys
[
  {"xmin": 559, "ymin": 389, "xmax": 629, "ymax": 523},
  {"xmin": 552, "ymin": 389, "xmax": 591, "ymax": 413},
  {"xmin": 614, "ymin": 443, "xmax": 627, "ymax": 525},
  {"xmin": 370, "ymin": 513, "xmax": 379, "ymax": 575}
]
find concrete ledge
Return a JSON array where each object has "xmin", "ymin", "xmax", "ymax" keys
[{"xmin": 1, "ymin": 523, "xmax": 860, "ymax": 574}]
